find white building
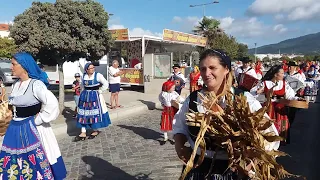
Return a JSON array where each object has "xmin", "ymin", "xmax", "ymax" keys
[
  {"xmin": 0, "ymin": 24, "xmax": 10, "ymax": 38},
  {"xmin": 255, "ymin": 53, "xmax": 304, "ymax": 60}
]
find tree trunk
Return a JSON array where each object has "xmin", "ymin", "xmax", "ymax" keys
[{"xmin": 58, "ymin": 63, "xmax": 65, "ymax": 113}]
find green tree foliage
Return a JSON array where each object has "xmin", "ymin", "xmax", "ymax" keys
[
  {"xmin": 193, "ymin": 17, "xmax": 242, "ymax": 60},
  {"xmin": 10, "ymin": 0, "xmax": 113, "ymax": 111},
  {"xmin": 262, "ymin": 56, "xmax": 270, "ymax": 62},
  {"xmin": 0, "ymin": 37, "xmax": 16, "ymax": 58},
  {"xmin": 237, "ymin": 43, "xmax": 248, "ymax": 60}
]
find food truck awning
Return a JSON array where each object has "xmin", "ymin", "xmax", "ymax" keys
[{"xmin": 109, "ymin": 28, "xmax": 208, "ymax": 47}]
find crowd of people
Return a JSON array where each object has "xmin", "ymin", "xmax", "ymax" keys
[
  {"xmin": 0, "ymin": 50, "xmax": 319, "ymax": 179},
  {"xmin": 159, "ymin": 50, "xmax": 319, "ymax": 179}
]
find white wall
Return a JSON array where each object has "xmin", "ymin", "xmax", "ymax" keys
[{"xmin": 0, "ymin": 31, "xmax": 9, "ymax": 38}]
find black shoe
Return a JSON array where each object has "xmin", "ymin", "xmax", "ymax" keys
[
  {"xmin": 73, "ymin": 136, "xmax": 86, "ymax": 142},
  {"xmin": 88, "ymin": 131, "xmax": 100, "ymax": 139}
]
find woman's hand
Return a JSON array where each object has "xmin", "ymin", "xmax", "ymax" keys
[
  {"xmin": 175, "ymin": 143, "xmax": 192, "ymax": 165},
  {"xmin": 174, "ymin": 134, "xmax": 191, "ymax": 165},
  {"xmin": 257, "ymin": 87, "xmax": 264, "ymax": 94}
]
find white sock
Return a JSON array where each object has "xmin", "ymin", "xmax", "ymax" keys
[
  {"xmin": 164, "ymin": 132, "xmax": 168, "ymax": 139},
  {"xmin": 81, "ymin": 127, "xmax": 86, "ymax": 133}
]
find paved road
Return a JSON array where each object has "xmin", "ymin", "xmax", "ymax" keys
[{"xmin": 59, "ymin": 109, "xmax": 182, "ymax": 180}]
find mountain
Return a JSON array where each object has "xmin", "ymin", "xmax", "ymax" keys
[{"xmin": 248, "ymin": 32, "xmax": 320, "ymax": 55}]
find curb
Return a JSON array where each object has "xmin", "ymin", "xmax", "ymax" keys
[{"xmin": 52, "ymin": 101, "xmax": 162, "ymax": 137}]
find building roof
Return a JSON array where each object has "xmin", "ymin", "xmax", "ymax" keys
[{"xmin": 0, "ymin": 24, "xmax": 9, "ymax": 31}]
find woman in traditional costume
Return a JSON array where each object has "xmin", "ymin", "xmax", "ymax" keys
[
  {"xmin": 0, "ymin": 52, "xmax": 67, "ymax": 179},
  {"xmin": 251, "ymin": 65, "xmax": 298, "ymax": 144},
  {"xmin": 173, "ymin": 49, "xmax": 279, "ymax": 179},
  {"xmin": 75, "ymin": 62, "xmax": 111, "ymax": 141},
  {"xmin": 159, "ymin": 81, "xmax": 184, "ymax": 143},
  {"xmin": 189, "ymin": 66, "xmax": 202, "ymax": 93}
]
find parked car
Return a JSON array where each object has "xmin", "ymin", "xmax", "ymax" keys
[{"xmin": 0, "ymin": 59, "xmax": 17, "ymax": 85}]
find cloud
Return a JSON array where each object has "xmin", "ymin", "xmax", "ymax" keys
[
  {"xmin": 171, "ymin": 16, "xmax": 274, "ymax": 39},
  {"xmin": 109, "ymin": 24, "xmax": 125, "ymax": 30},
  {"xmin": 129, "ymin": 28, "xmax": 162, "ymax": 37},
  {"xmin": 273, "ymin": 24, "xmax": 288, "ymax": 33},
  {"xmin": 172, "ymin": 16, "xmax": 182, "ymax": 22},
  {"xmin": 0, "ymin": 21, "xmax": 13, "ymax": 25},
  {"xmin": 247, "ymin": 0, "xmax": 320, "ymax": 21}
]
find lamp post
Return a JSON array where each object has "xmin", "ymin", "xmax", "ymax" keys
[
  {"xmin": 190, "ymin": 1, "xmax": 219, "ymax": 17},
  {"xmin": 254, "ymin": 43, "xmax": 257, "ymax": 63}
]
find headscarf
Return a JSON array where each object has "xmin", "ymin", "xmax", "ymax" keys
[
  {"xmin": 83, "ymin": 62, "xmax": 94, "ymax": 76},
  {"xmin": 193, "ymin": 66, "xmax": 200, "ymax": 73},
  {"xmin": 13, "ymin": 52, "xmax": 49, "ymax": 86},
  {"xmin": 162, "ymin": 81, "xmax": 175, "ymax": 92}
]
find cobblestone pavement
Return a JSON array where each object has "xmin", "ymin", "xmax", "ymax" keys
[{"xmin": 58, "ymin": 109, "xmax": 183, "ymax": 180}]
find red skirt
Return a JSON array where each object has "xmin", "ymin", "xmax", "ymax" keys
[
  {"xmin": 161, "ymin": 106, "xmax": 178, "ymax": 131},
  {"xmin": 267, "ymin": 102, "xmax": 289, "ymax": 142}
]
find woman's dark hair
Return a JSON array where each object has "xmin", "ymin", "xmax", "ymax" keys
[
  {"xmin": 261, "ymin": 65, "xmax": 283, "ymax": 81},
  {"xmin": 199, "ymin": 49, "xmax": 231, "ymax": 70}
]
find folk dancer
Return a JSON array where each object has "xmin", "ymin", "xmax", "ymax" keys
[
  {"xmin": 75, "ymin": 62, "xmax": 111, "ymax": 141},
  {"xmin": 189, "ymin": 66, "xmax": 203, "ymax": 93},
  {"xmin": 168, "ymin": 64, "xmax": 186, "ymax": 95},
  {"xmin": 235, "ymin": 57, "xmax": 258, "ymax": 91},
  {"xmin": 173, "ymin": 49, "xmax": 279, "ymax": 180},
  {"xmin": 285, "ymin": 61, "xmax": 306, "ymax": 143},
  {"xmin": 251, "ymin": 65, "xmax": 300, "ymax": 145},
  {"xmin": 159, "ymin": 81, "xmax": 184, "ymax": 143},
  {"xmin": 255, "ymin": 60, "xmax": 264, "ymax": 80},
  {"xmin": 0, "ymin": 52, "xmax": 67, "ymax": 179}
]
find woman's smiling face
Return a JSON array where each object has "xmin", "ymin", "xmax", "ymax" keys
[{"xmin": 199, "ymin": 56, "xmax": 229, "ymax": 91}]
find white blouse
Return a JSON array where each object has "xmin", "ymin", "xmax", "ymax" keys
[
  {"xmin": 250, "ymin": 80, "xmax": 297, "ymax": 101},
  {"xmin": 159, "ymin": 91, "xmax": 184, "ymax": 107},
  {"xmin": 173, "ymin": 89, "xmax": 280, "ymax": 159},
  {"xmin": 235, "ymin": 66, "xmax": 258, "ymax": 79},
  {"xmin": 81, "ymin": 72, "xmax": 109, "ymax": 92},
  {"xmin": 10, "ymin": 79, "xmax": 59, "ymax": 125}
]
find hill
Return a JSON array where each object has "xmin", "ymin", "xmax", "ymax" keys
[{"xmin": 248, "ymin": 32, "xmax": 320, "ymax": 55}]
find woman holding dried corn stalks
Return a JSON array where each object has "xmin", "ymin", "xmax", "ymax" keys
[
  {"xmin": 159, "ymin": 80, "xmax": 184, "ymax": 143},
  {"xmin": 173, "ymin": 49, "xmax": 280, "ymax": 180},
  {"xmin": 251, "ymin": 65, "xmax": 299, "ymax": 144},
  {"xmin": 0, "ymin": 53, "xmax": 67, "ymax": 179}
]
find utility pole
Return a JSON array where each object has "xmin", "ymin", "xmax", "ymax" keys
[
  {"xmin": 190, "ymin": 1, "xmax": 219, "ymax": 17},
  {"xmin": 254, "ymin": 43, "xmax": 257, "ymax": 63}
]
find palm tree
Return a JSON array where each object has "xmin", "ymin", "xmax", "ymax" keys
[{"xmin": 193, "ymin": 16, "xmax": 223, "ymax": 37}]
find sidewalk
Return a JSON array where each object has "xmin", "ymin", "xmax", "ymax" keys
[{"xmin": 50, "ymin": 87, "xmax": 190, "ymax": 137}]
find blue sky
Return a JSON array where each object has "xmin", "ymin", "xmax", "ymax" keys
[{"xmin": 1, "ymin": 0, "xmax": 320, "ymax": 49}]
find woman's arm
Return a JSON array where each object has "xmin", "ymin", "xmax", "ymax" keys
[
  {"xmin": 0, "ymin": 87, "xmax": 6, "ymax": 101},
  {"xmin": 32, "ymin": 80, "xmax": 59, "ymax": 125},
  {"xmin": 97, "ymin": 73, "xmax": 109, "ymax": 92}
]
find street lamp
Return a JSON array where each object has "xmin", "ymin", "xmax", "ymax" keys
[
  {"xmin": 254, "ymin": 43, "xmax": 257, "ymax": 63},
  {"xmin": 190, "ymin": 1, "xmax": 219, "ymax": 17}
]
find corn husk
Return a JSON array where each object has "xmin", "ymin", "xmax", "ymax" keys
[
  {"xmin": 180, "ymin": 89, "xmax": 302, "ymax": 180},
  {"xmin": 0, "ymin": 100, "xmax": 12, "ymax": 136}
]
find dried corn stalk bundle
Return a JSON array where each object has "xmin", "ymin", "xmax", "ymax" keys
[
  {"xmin": 0, "ymin": 100, "xmax": 12, "ymax": 136},
  {"xmin": 180, "ymin": 91, "xmax": 301, "ymax": 180}
]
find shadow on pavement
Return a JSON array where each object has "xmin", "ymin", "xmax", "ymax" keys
[
  {"xmin": 117, "ymin": 125, "xmax": 163, "ymax": 142},
  {"xmin": 81, "ymin": 156, "xmax": 152, "ymax": 179},
  {"xmin": 62, "ymin": 107, "xmax": 78, "ymax": 137},
  {"xmin": 277, "ymin": 98, "xmax": 320, "ymax": 180},
  {"xmin": 138, "ymin": 99, "xmax": 158, "ymax": 110}
]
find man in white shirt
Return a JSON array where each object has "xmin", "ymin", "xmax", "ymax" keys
[
  {"xmin": 108, "ymin": 60, "xmax": 123, "ymax": 109},
  {"xmin": 235, "ymin": 57, "xmax": 258, "ymax": 79},
  {"xmin": 168, "ymin": 64, "xmax": 186, "ymax": 95},
  {"xmin": 286, "ymin": 61, "xmax": 306, "ymax": 89}
]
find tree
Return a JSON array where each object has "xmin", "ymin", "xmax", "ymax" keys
[
  {"xmin": 210, "ymin": 33, "xmax": 239, "ymax": 59},
  {"xmin": 237, "ymin": 43, "xmax": 248, "ymax": 60},
  {"xmin": 193, "ymin": 16, "xmax": 223, "ymax": 37},
  {"xmin": 262, "ymin": 56, "xmax": 270, "ymax": 62},
  {"xmin": 193, "ymin": 17, "xmax": 240, "ymax": 60},
  {"xmin": 10, "ymin": 0, "xmax": 113, "ymax": 112},
  {"xmin": 0, "ymin": 37, "xmax": 16, "ymax": 58}
]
